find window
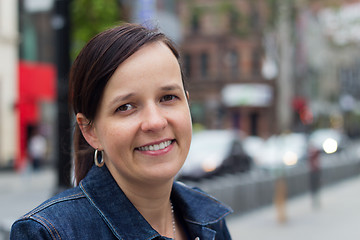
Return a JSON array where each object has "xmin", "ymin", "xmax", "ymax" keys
[
  {"xmin": 250, "ymin": 112, "xmax": 259, "ymax": 136},
  {"xmin": 183, "ymin": 53, "xmax": 192, "ymax": 78},
  {"xmin": 229, "ymin": 50, "xmax": 239, "ymax": 77},
  {"xmin": 229, "ymin": 9, "xmax": 239, "ymax": 33},
  {"xmin": 252, "ymin": 50, "xmax": 261, "ymax": 75},
  {"xmin": 191, "ymin": 14, "xmax": 200, "ymax": 32},
  {"xmin": 250, "ymin": 3, "xmax": 259, "ymax": 29},
  {"xmin": 191, "ymin": 7, "xmax": 202, "ymax": 33},
  {"xmin": 200, "ymin": 52, "xmax": 208, "ymax": 78}
]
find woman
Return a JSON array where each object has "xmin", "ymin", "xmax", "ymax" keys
[{"xmin": 11, "ymin": 23, "xmax": 232, "ymax": 240}]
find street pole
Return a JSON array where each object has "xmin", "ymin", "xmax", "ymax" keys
[
  {"xmin": 54, "ymin": 0, "xmax": 71, "ymax": 190},
  {"xmin": 274, "ymin": 0, "xmax": 294, "ymax": 224},
  {"xmin": 277, "ymin": 0, "xmax": 294, "ymax": 133}
]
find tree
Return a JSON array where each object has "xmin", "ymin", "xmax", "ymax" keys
[{"xmin": 70, "ymin": 0, "xmax": 123, "ymax": 59}]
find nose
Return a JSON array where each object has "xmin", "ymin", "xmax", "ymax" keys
[{"xmin": 140, "ymin": 104, "xmax": 168, "ymax": 132}]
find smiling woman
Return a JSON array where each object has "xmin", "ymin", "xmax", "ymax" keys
[
  {"xmin": 78, "ymin": 41, "xmax": 192, "ymax": 188},
  {"xmin": 10, "ymin": 23, "xmax": 233, "ymax": 240}
]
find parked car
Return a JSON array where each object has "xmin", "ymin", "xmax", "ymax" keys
[
  {"xmin": 250, "ymin": 133, "xmax": 308, "ymax": 169},
  {"xmin": 177, "ymin": 130, "xmax": 252, "ymax": 180}
]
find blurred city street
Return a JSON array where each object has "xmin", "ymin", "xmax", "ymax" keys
[
  {"xmin": 1, "ymin": 166, "xmax": 360, "ymax": 239},
  {"xmin": 227, "ymin": 174, "xmax": 360, "ymax": 239},
  {"xmin": 2, "ymin": 0, "xmax": 360, "ymax": 239},
  {"xmin": 0, "ymin": 167, "xmax": 56, "ymax": 240}
]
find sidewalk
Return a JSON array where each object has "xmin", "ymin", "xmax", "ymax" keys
[
  {"xmin": 227, "ymin": 174, "xmax": 360, "ymax": 239},
  {"xmin": 0, "ymin": 168, "xmax": 56, "ymax": 240}
]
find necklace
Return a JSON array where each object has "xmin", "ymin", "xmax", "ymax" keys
[{"xmin": 170, "ymin": 201, "xmax": 176, "ymax": 240}]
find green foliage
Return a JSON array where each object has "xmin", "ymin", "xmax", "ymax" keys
[{"xmin": 70, "ymin": 0, "xmax": 122, "ymax": 60}]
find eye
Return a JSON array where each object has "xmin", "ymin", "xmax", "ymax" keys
[
  {"xmin": 160, "ymin": 95, "xmax": 177, "ymax": 102},
  {"xmin": 116, "ymin": 103, "xmax": 134, "ymax": 112}
]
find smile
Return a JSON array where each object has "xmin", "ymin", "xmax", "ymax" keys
[{"xmin": 137, "ymin": 140, "xmax": 173, "ymax": 151}]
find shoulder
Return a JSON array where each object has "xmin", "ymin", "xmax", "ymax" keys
[
  {"xmin": 21, "ymin": 187, "xmax": 86, "ymax": 218},
  {"xmin": 10, "ymin": 218, "xmax": 59, "ymax": 240},
  {"xmin": 10, "ymin": 187, "xmax": 92, "ymax": 240}
]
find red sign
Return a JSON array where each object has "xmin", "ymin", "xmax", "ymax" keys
[{"xmin": 16, "ymin": 61, "xmax": 56, "ymax": 169}]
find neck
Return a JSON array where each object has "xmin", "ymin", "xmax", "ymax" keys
[
  {"xmin": 126, "ymin": 184, "xmax": 175, "ymax": 238},
  {"xmin": 110, "ymin": 171, "xmax": 175, "ymax": 237}
]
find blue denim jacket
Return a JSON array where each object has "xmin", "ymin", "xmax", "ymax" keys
[{"xmin": 11, "ymin": 165, "xmax": 233, "ymax": 239}]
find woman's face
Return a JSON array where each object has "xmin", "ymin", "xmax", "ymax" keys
[{"xmin": 81, "ymin": 42, "xmax": 192, "ymax": 186}]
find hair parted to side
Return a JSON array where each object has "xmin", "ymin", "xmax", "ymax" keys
[{"xmin": 69, "ymin": 23, "xmax": 186, "ymax": 185}]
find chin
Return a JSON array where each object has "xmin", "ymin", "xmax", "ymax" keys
[{"xmin": 144, "ymin": 167, "xmax": 179, "ymax": 183}]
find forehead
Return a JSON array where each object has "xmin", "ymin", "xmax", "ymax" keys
[
  {"xmin": 119, "ymin": 41, "xmax": 176, "ymax": 70},
  {"xmin": 109, "ymin": 41, "xmax": 179, "ymax": 81},
  {"xmin": 100, "ymin": 42, "xmax": 182, "ymax": 101}
]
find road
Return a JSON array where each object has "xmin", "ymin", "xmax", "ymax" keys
[{"xmin": 1, "ymin": 167, "xmax": 360, "ymax": 239}]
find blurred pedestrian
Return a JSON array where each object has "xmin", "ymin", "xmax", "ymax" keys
[
  {"xmin": 308, "ymin": 145, "xmax": 321, "ymax": 208},
  {"xmin": 27, "ymin": 126, "xmax": 47, "ymax": 170},
  {"xmin": 10, "ymin": 23, "xmax": 233, "ymax": 239}
]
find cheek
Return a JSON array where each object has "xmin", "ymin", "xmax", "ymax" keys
[
  {"xmin": 99, "ymin": 122, "xmax": 131, "ymax": 150},
  {"xmin": 182, "ymin": 106, "xmax": 192, "ymax": 129},
  {"xmin": 174, "ymin": 106, "xmax": 192, "ymax": 138}
]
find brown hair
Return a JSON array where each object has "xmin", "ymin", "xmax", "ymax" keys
[{"xmin": 69, "ymin": 23, "xmax": 185, "ymax": 185}]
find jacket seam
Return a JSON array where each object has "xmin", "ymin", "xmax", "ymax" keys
[
  {"xmin": 30, "ymin": 215, "xmax": 62, "ymax": 240},
  {"xmin": 145, "ymin": 233, "xmax": 159, "ymax": 240},
  {"xmin": 24, "ymin": 192, "xmax": 85, "ymax": 218}
]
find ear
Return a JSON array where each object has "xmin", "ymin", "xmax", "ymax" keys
[
  {"xmin": 186, "ymin": 91, "xmax": 190, "ymax": 101},
  {"xmin": 76, "ymin": 113, "xmax": 102, "ymax": 150}
]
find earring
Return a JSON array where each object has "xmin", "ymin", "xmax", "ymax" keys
[{"xmin": 94, "ymin": 148, "xmax": 104, "ymax": 167}]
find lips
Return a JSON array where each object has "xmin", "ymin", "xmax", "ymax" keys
[{"xmin": 137, "ymin": 140, "xmax": 173, "ymax": 151}]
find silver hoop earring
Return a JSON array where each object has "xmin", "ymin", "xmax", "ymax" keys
[{"xmin": 94, "ymin": 149, "xmax": 104, "ymax": 167}]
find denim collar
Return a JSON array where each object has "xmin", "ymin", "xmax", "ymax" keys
[{"xmin": 79, "ymin": 165, "xmax": 232, "ymax": 240}]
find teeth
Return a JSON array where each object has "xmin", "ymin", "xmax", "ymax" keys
[{"xmin": 138, "ymin": 140, "xmax": 172, "ymax": 151}]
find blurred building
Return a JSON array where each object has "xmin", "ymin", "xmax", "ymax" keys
[
  {"xmin": 0, "ymin": 0, "xmax": 19, "ymax": 168},
  {"xmin": 177, "ymin": 0, "xmax": 360, "ymax": 138},
  {"xmin": 0, "ymin": 0, "xmax": 57, "ymax": 169},
  {"xmin": 178, "ymin": 1, "xmax": 275, "ymax": 138},
  {"xmin": 295, "ymin": 0, "xmax": 360, "ymax": 136}
]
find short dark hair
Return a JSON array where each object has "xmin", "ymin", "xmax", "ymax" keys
[{"xmin": 69, "ymin": 23, "xmax": 185, "ymax": 185}]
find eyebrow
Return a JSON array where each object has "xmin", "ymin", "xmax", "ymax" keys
[
  {"xmin": 108, "ymin": 93, "xmax": 135, "ymax": 107},
  {"xmin": 107, "ymin": 84, "xmax": 183, "ymax": 107},
  {"xmin": 159, "ymin": 84, "xmax": 183, "ymax": 92}
]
